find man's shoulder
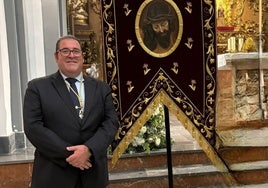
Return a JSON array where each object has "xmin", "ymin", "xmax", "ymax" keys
[
  {"xmin": 28, "ymin": 72, "xmax": 58, "ymax": 84},
  {"xmin": 84, "ymin": 76, "xmax": 110, "ymax": 90},
  {"xmin": 84, "ymin": 75, "xmax": 107, "ymax": 84}
]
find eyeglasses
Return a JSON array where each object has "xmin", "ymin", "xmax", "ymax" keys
[{"xmin": 57, "ymin": 48, "xmax": 82, "ymax": 57}]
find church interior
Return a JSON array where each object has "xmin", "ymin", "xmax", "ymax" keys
[{"xmin": 0, "ymin": 0, "xmax": 268, "ymax": 187}]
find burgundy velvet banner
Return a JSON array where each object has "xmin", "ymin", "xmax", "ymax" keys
[{"xmin": 102, "ymin": 0, "xmax": 217, "ymax": 153}]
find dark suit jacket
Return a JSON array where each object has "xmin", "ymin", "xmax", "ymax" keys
[{"xmin": 23, "ymin": 71, "xmax": 119, "ymax": 188}]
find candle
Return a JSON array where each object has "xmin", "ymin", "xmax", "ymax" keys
[
  {"xmin": 230, "ymin": 37, "xmax": 236, "ymax": 52},
  {"xmin": 227, "ymin": 38, "xmax": 231, "ymax": 52},
  {"xmin": 238, "ymin": 38, "xmax": 244, "ymax": 52}
]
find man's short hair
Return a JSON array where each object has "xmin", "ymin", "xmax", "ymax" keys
[{"xmin": 55, "ymin": 35, "xmax": 81, "ymax": 52}]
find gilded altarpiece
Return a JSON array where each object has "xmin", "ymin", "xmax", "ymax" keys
[
  {"xmin": 102, "ymin": 1, "xmax": 234, "ymax": 181},
  {"xmin": 216, "ymin": 0, "xmax": 268, "ymax": 53},
  {"xmin": 67, "ymin": 0, "xmax": 101, "ymax": 76}
]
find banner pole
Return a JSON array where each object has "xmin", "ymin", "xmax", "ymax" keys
[{"xmin": 164, "ymin": 105, "xmax": 173, "ymax": 188}]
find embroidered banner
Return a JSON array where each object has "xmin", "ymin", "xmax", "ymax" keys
[{"xmin": 102, "ymin": 0, "xmax": 217, "ymax": 165}]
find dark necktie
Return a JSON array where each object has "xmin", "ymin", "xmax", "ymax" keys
[{"xmin": 66, "ymin": 78, "xmax": 80, "ymax": 109}]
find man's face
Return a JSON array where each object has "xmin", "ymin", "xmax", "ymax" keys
[
  {"xmin": 151, "ymin": 19, "xmax": 172, "ymax": 49},
  {"xmin": 54, "ymin": 39, "xmax": 84, "ymax": 78},
  {"xmin": 152, "ymin": 20, "xmax": 169, "ymax": 36}
]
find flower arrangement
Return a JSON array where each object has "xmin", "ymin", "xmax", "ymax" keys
[{"xmin": 124, "ymin": 105, "xmax": 172, "ymax": 154}]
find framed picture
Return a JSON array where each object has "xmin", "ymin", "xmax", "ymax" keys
[{"xmin": 135, "ymin": 0, "xmax": 183, "ymax": 58}]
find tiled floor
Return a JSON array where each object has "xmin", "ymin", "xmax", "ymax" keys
[{"xmin": 169, "ymin": 113, "xmax": 201, "ymax": 151}]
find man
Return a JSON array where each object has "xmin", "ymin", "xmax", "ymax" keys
[
  {"xmin": 142, "ymin": 1, "xmax": 176, "ymax": 53},
  {"xmin": 23, "ymin": 35, "xmax": 119, "ymax": 188}
]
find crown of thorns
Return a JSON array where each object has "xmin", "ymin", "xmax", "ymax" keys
[{"xmin": 146, "ymin": 1, "xmax": 173, "ymax": 23}]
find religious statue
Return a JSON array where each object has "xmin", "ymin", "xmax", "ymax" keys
[
  {"xmin": 68, "ymin": 0, "xmax": 89, "ymax": 25},
  {"xmin": 217, "ymin": 5, "xmax": 225, "ymax": 26}
]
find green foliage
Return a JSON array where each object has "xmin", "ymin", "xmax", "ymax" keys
[{"xmin": 124, "ymin": 105, "xmax": 173, "ymax": 154}]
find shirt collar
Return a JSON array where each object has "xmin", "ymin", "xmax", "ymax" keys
[{"xmin": 60, "ymin": 71, "xmax": 84, "ymax": 82}]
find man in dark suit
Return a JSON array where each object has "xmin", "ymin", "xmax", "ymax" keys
[{"xmin": 23, "ymin": 35, "xmax": 119, "ymax": 188}]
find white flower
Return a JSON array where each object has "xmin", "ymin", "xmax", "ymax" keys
[
  {"xmin": 132, "ymin": 136, "xmax": 145, "ymax": 146},
  {"xmin": 148, "ymin": 137, "xmax": 154, "ymax": 143},
  {"xmin": 131, "ymin": 140, "xmax": 138, "ymax": 147},
  {"xmin": 140, "ymin": 126, "xmax": 147, "ymax": 134},
  {"xmin": 155, "ymin": 137, "xmax": 161, "ymax": 146},
  {"xmin": 136, "ymin": 137, "xmax": 145, "ymax": 145},
  {"xmin": 124, "ymin": 104, "xmax": 169, "ymax": 154}
]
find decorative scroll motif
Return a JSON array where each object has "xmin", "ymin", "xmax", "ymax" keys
[{"xmin": 102, "ymin": 1, "xmax": 236, "ymax": 184}]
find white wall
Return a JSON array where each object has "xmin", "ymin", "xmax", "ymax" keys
[
  {"xmin": 23, "ymin": 0, "xmax": 46, "ymax": 80},
  {"xmin": 0, "ymin": 0, "xmax": 12, "ymax": 136}
]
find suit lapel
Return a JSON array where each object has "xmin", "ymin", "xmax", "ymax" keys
[
  {"xmin": 82, "ymin": 77, "xmax": 96, "ymax": 124},
  {"xmin": 51, "ymin": 72, "xmax": 82, "ymax": 124}
]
